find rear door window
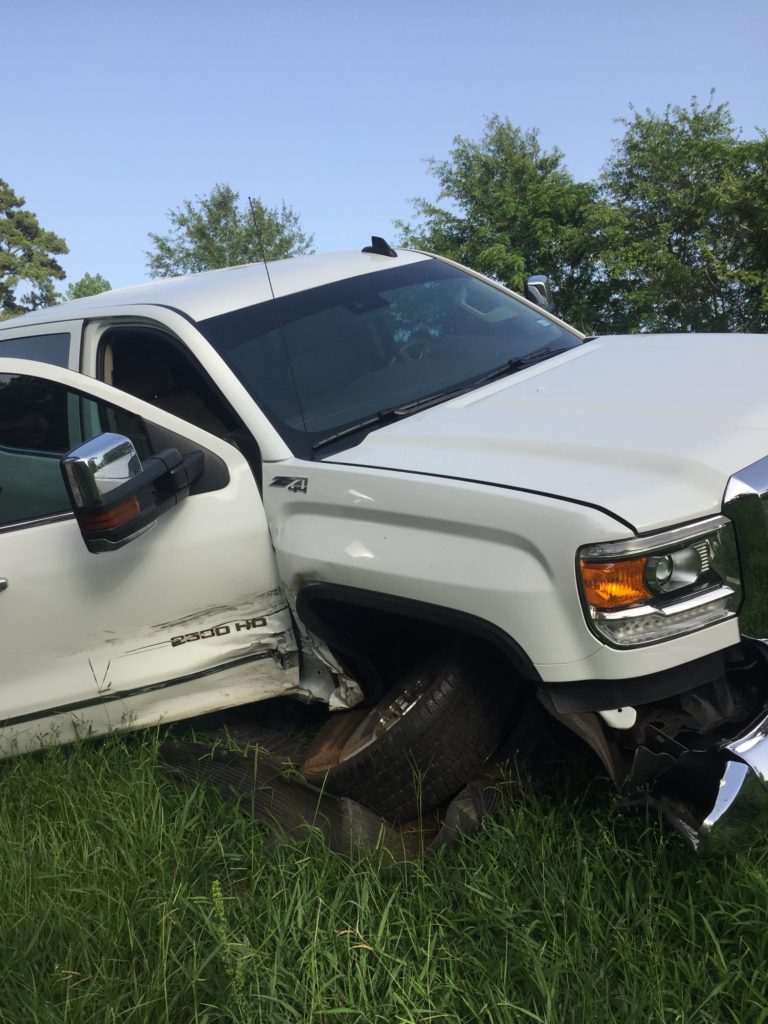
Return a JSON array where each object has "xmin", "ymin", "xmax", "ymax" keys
[{"xmin": 0, "ymin": 332, "xmax": 70, "ymax": 367}]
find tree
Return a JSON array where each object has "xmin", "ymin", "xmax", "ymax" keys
[
  {"xmin": 0, "ymin": 179, "xmax": 68, "ymax": 319},
  {"xmin": 720, "ymin": 133, "xmax": 768, "ymax": 327},
  {"xmin": 400, "ymin": 103, "xmax": 768, "ymax": 334},
  {"xmin": 66, "ymin": 272, "xmax": 111, "ymax": 300},
  {"xmin": 145, "ymin": 184, "xmax": 314, "ymax": 277},
  {"xmin": 397, "ymin": 116, "xmax": 619, "ymax": 332},
  {"xmin": 600, "ymin": 95, "xmax": 768, "ymax": 332}
]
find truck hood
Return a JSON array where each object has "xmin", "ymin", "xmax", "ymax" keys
[{"xmin": 325, "ymin": 334, "xmax": 768, "ymax": 533}]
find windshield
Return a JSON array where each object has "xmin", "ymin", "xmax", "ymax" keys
[{"xmin": 198, "ymin": 258, "xmax": 581, "ymax": 457}]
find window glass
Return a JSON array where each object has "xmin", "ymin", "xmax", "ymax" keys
[
  {"xmin": 198, "ymin": 260, "xmax": 580, "ymax": 456},
  {"xmin": 102, "ymin": 327, "xmax": 238, "ymax": 439},
  {"xmin": 195, "ymin": 300, "xmax": 306, "ymax": 450},
  {"xmin": 0, "ymin": 332, "xmax": 69, "ymax": 367},
  {"xmin": 0, "ymin": 373, "xmax": 147, "ymax": 528}
]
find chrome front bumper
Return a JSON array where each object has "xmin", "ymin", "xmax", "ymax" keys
[
  {"xmin": 666, "ymin": 457, "xmax": 768, "ymax": 849},
  {"xmin": 724, "ymin": 454, "xmax": 768, "ymax": 640},
  {"xmin": 661, "ymin": 704, "xmax": 768, "ymax": 852}
]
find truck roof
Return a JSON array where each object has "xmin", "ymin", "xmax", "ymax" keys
[{"xmin": 0, "ymin": 248, "xmax": 432, "ymax": 329}]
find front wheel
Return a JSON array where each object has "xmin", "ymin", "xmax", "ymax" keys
[{"xmin": 302, "ymin": 647, "xmax": 515, "ymax": 823}]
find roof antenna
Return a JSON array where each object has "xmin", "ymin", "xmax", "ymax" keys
[
  {"xmin": 248, "ymin": 196, "xmax": 281, "ymax": 301},
  {"xmin": 362, "ymin": 235, "xmax": 398, "ymax": 258},
  {"xmin": 248, "ymin": 196, "xmax": 310, "ymax": 437}
]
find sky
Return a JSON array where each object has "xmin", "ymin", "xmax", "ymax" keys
[{"xmin": 5, "ymin": 0, "xmax": 768, "ymax": 292}]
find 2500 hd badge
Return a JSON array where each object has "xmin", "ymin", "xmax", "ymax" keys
[{"xmin": 171, "ymin": 617, "xmax": 268, "ymax": 647}]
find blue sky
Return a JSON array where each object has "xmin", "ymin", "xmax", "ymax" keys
[{"xmin": 6, "ymin": 0, "xmax": 768, "ymax": 290}]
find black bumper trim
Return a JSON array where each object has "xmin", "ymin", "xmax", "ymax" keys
[{"xmin": 538, "ymin": 651, "xmax": 727, "ymax": 713}]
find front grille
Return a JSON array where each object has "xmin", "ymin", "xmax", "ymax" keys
[{"xmin": 723, "ymin": 455, "xmax": 768, "ymax": 639}]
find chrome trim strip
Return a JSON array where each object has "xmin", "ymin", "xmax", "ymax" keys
[
  {"xmin": 700, "ymin": 759, "xmax": 752, "ymax": 837},
  {"xmin": 657, "ymin": 586, "xmax": 736, "ymax": 617},
  {"xmin": 581, "ymin": 516, "xmax": 730, "ymax": 561},
  {"xmin": 596, "ymin": 586, "xmax": 735, "ymax": 623},
  {"xmin": 724, "ymin": 708, "xmax": 768, "ymax": 784},
  {"xmin": 0, "ymin": 511, "xmax": 74, "ymax": 534},
  {"xmin": 723, "ymin": 454, "xmax": 768, "ymax": 639},
  {"xmin": 723, "ymin": 454, "xmax": 768, "ymax": 506}
]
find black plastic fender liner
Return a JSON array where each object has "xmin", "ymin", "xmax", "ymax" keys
[
  {"xmin": 537, "ymin": 699, "xmax": 625, "ymax": 788},
  {"xmin": 296, "ymin": 583, "xmax": 541, "ymax": 684}
]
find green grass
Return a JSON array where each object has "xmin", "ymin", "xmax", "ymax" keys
[{"xmin": 0, "ymin": 732, "xmax": 767, "ymax": 1024}]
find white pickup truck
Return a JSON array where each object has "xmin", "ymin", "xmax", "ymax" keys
[{"xmin": 1, "ymin": 239, "xmax": 767, "ymax": 841}]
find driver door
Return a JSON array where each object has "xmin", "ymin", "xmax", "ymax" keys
[{"xmin": 0, "ymin": 358, "xmax": 297, "ymax": 756}]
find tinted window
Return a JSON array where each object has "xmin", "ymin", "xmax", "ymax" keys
[
  {"xmin": 0, "ymin": 373, "xmax": 147, "ymax": 528},
  {"xmin": 196, "ymin": 300, "xmax": 307, "ymax": 452},
  {"xmin": 198, "ymin": 260, "xmax": 580, "ymax": 456},
  {"xmin": 0, "ymin": 332, "xmax": 69, "ymax": 367}
]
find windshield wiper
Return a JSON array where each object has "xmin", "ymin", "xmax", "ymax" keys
[
  {"xmin": 312, "ymin": 410, "xmax": 399, "ymax": 451},
  {"xmin": 467, "ymin": 345, "xmax": 574, "ymax": 388},
  {"xmin": 312, "ymin": 345, "xmax": 573, "ymax": 452},
  {"xmin": 311, "ymin": 396, "xmax": 455, "ymax": 451},
  {"xmin": 387, "ymin": 345, "xmax": 573, "ymax": 414}
]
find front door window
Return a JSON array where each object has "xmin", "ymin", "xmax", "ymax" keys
[{"xmin": 0, "ymin": 372, "xmax": 146, "ymax": 528}]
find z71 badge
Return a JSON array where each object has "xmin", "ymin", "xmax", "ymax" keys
[{"xmin": 270, "ymin": 476, "xmax": 308, "ymax": 493}]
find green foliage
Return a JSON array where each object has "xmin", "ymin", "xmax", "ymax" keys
[
  {"xmin": 398, "ymin": 117, "xmax": 618, "ymax": 332},
  {"xmin": 65, "ymin": 271, "xmax": 112, "ymax": 300},
  {"xmin": 731, "ymin": 134, "xmax": 768, "ymax": 280},
  {"xmin": 146, "ymin": 183, "xmax": 314, "ymax": 278},
  {"xmin": 402, "ymin": 100, "xmax": 768, "ymax": 334},
  {"xmin": 0, "ymin": 179, "xmax": 68, "ymax": 320},
  {"xmin": 601, "ymin": 94, "xmax": 768, "ymax": 332}
]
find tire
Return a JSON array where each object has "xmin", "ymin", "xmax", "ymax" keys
[{"xmin": 301, "ymin": 646, "xmax": 514, "ymax": 823}]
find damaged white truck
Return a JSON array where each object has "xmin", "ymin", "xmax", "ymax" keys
[{"xmin": 2, "ymin": 238, "xmax": 767, "ymax": 845}]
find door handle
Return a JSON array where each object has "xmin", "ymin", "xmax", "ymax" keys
[{"xmin": 0, "ymin": 579, "xmax": 7, "ymax": 593}]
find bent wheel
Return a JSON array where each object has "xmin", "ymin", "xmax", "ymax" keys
[{"xmin": 302, "ymin": 647, "xmax": 513, "ymax": 823}]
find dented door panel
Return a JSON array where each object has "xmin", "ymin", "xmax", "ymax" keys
[{"xmin": 0, "ymin": 360, "xmax": 298, "ymax": 755}]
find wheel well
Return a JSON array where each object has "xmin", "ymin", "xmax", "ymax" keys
[{"xmin": 296, "ymin": 584, "xmax": 539, "ymax": 703}]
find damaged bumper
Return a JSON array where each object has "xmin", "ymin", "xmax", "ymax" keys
[
  {"xmin": 662, "ymin": 707, "xmax": 768, "ymax": 851},
  {"xmin": 540, "ymin": 641, "xmax": 768, "ymax": 850}
]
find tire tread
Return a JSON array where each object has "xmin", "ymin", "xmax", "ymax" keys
[{"xmin": 302, "ymin": 649, "xmax": 511, "ymax": 822}]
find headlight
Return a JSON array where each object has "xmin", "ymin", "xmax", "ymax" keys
[{"xmin": 578, "ymin": 516, "xmax": 741, "ymax": 647}]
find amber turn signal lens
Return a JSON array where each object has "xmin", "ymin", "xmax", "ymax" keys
[
  {"xmin": 81, "ymin": 497, "xmax": 141, "ymax": 533},
  {"xmin": 580, "ymin": 557, "xmax": 653, "ymax": 610}
]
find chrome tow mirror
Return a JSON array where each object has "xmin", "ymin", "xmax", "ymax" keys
[
  {"xmin": 524, "ymin": 275, "xmax": 557, "ymax": 315},
  {"xmin": 63, "ymin": 433, "xmax": 144, "ymax": 505},
  {"xmin": 61, "ymin": 433, "xmax": 203, "ymax": 553}
]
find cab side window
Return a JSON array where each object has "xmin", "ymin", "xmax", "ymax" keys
[
  {"xmin": 102, "ymin": 327, "xmax": 237, "ymax": 438},
  {"xmin": 0, "ymin": 373, "xmax": 146, "ymax": 529},
  {"xmin": 100, "ymin": 325, "xmax": 263, "ymax": 489},
  {"xmin": 0, "ymin": 332, "xmax": 70, "ymax": 367}
]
